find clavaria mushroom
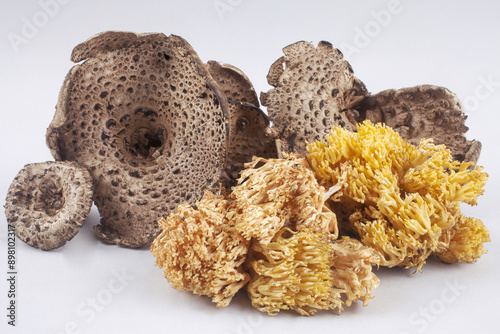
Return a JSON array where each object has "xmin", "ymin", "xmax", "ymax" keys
[
  {"xmin": 246, "ymin": 229, "xmax": 342, "ymax": 316},
  {"xmin": 331, "ymin": 237, "xmax": 380, "ymax": 307},
  {"xmin": 436, "ymin": 215, "xmax": 490, "ymax": 264},
  {"xmin": 230, "ymin": 155, "xmax": 338, "ymax": 244},
  {"xmin": 150, "ymin": 191, "xmax": 249, "ymax": 307},
  {"xmin": 151, "ymin": 154, "xmax": 380, "ymax": 315},
  {"xmin": 246, "ymin": 232, "xmax": 380, "ymax": 316},
  {"xmin": 307, "ymin": 121, "xmax": 489, "ymax": 271}
]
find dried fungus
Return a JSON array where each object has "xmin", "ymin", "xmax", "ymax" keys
[
  {"xmin": 307, "ymin": 121, "xmax": 488, "ymax": 271},
  {"xmin": 151, "ymin": 191, "xmax": 249, "ymax": 307},
  {"xmin": 5, "ymin": 161, "xmax": 93, "ymax": 250},
  {"xmin": 358, "ymin": 85, "xmax": 481, "ymax": 164},
  {"xmin": 261, "ymin": 41, "xmax": 367, "ymax": 156},
  {"xmin": 46, "ymin": 31, "xmax": 229, "ymax": 247}
]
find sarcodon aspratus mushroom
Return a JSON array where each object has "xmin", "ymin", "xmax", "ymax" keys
[
  {"xmin": 46, "ymin": 31, "xmax": 231, "ymax": 247},
  {"xmin": 262, "ymin": 41, "xmax": 482, "ymax": 165},
  {"xmin": 44, "ymin": 31, "xmax": 278, "ymax": 248},
  {"xmin": 5, "ymin": 161, "xmax": 93, "ymax": 250}
]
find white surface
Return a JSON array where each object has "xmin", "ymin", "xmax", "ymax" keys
[{"xmin": 1, "ymin": 0, "xmax": 499, "ymax": 333}]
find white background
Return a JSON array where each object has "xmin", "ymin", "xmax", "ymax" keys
[{"xmin": 1, "ymin": 0, "xmax": 499, "ymax": 333}]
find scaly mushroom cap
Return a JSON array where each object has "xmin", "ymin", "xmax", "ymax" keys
[
  {"xmin": 358, "ymin": 85, "xmax": 481, "ymax": 164},
  {"xmin": 5, "ymin": 161, "xmax": 93, "ymax": 251},
  {"xmin": 261, "ymin": 41, "xmax": 367, "ymax": 155},
  {"xmin": 207, "ymin": 60, "xmax": 277, "ymax": 187},
  {"xmin": 206, "ymin": 60, "xmax": 260, "ymax": 106},
  {"xmin": 46, "ymin": 31, "xmax": 229, "ymax": 248},
  {"xmin": 222, "ymin": 101, "xmax": 278, "ymax": 187}
]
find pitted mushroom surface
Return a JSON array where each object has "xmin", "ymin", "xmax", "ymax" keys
[
  {"xmin": 357, "ymin": 85, "xmax": 481, "ymax": 164},
  {"xmin": 261, "ymin": 40, "xmax": 367, "ymax": 155},
  {"xmin": 46, "ymin": 31, "xmax": 229, "ymax": 247},
  {"xmin": 5, "ymin": 161, "xmax": 93, "ymax": 250}
]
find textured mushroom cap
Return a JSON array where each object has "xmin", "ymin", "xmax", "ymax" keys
[
  {"xmin": 207, "ymin": 60, "xmax": 260, "ymax": 106},
  {"xmin": 46, "ymin": 31, "xmax": 229, "ymax": 247},
  {"xmin": 358, "ymin": 85, "xmax": 481, "ymax": 163},
  {"xmin": 261, "ymin": 41, "xmax": 367, "ymax": 155},
  {"xmin": 5, "ymin": 161, "xmax": 93, "ymax": 251},
  {"xmin": 222, "ymin": 101, "xmax": 278, "ymax": 187},
  {"xmin": 207, "ymin": 60, "xmax": 277, "ymax": 187}
]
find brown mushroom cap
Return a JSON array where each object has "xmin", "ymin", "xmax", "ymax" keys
[
  {"xmin": 261, "ymin": 41, "xmax": 368, "ymax": 155},
  {"xmin": 222, "ymin": 101, "xmax": 278, "ymax": 187},
  {"xmin": 207, "ymin": 60, "xmax": 278, "ymax": 187},
  {"xmin": 206, "ymin": 60, "xmax": 260, "ymax": 107},
  {"xmin": 46, "ymin": 31, "xmax": 229, "ymax": 248},
  {"xmin": 358, "ymin": 85, "xmax": 481, "ymax": 163},
  {"xmin": 5, "ymin": 161, "xmax": 93, "ymax": 251}
]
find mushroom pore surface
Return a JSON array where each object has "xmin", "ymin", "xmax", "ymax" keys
[
  {"xmin": 261, "ymin": 40, "xmax": 367, "ymax": 156},
  {"xmin": 357, "ymin": 85, "xmax": 481, "ymax": 164},
  {"xmin": 46, "ymin": 31, "xmax": 229, "ymax": 248},
  {"xmin": 207, "ymin": 60, "xmax": 277, "ymax": 188},
  {"xmin": 5, "ymin": 161, "xmax": 93, "ymax": 251}
]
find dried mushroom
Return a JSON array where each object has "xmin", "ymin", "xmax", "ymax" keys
[
  {"xmin": 358, "ymin": 85, "xmax": 481, "ymax": 163},
  {"xmin": 230, "ymin": 155, "xmax": 338, "ymax": 244},
  {"xmin": 261, "ymin": 41, "xmax": 367, "ymax": 156},
  {"xmin": 151, "ymin": 191, "xmax": 249, "ymax": 307},
  {"xmin": 222, "ymin": 101, "xmax": 278, "ymax": 188},
  {"xmin": 152, "ymin": 154, "xmax": 380, "ymax": 315},
  {"xmin": 207, "ymin": 61, "xmax": 278, "ymax": 188},
  {"xmin": 246, "ymin": 229, "xmax": 342, "ymax": 316},
  {"xmin": 5, "ymin": 161, "xmax": 93, "ymax": 250},
  {"xmin": 46, "ymin": 31, "xmax": 229, "ymax": 247},
  {"xmin": 436, "ymin": 215, "xmax": 490, "ymax": 264},
  {"xmin": 307, "ymin": 121, "xmax": 488, "ymax": 271},
  {"xmin": 330, "ymin": 237, "xmax": 380, "ymax": 307},
  {"xmin": 207, "ymin": 60, "xmax": 260, "ymax": 106},
  {"xmin": 246, "ymin": 232, "xmax": 380, "ymax": 316}
]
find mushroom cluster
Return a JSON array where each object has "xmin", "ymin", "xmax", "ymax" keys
[
  {"xmin": 6, "ymin": 31, "xmax": 276, "ymax": 250},
  {"xmin": 151, "ymin": 154, "xmax": 380, "ymax": 315},
  {"xmin": 307, "ymin": 121, "xmax": 488, "ymax": 271},
  {"xmin": 148, "ymin": 38, "xmax": 489, "ymax": 316},
  {"xmin": 4, "ymin": 32, "xmax": 489, "ymax": 318}
]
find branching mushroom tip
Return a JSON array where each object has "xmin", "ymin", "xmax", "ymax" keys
[
  {"xmin": 151, "ymin": 154, "xmax": 380, "ymax": 315},
  {"xmin": 306, "ymin": 121, "xmax": 489, "ymax": 271}
]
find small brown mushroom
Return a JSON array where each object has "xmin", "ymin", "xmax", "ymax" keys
[
  {"xmin": 261, "ymin": 40, "xmax": 368, "ymax": 156},
  {"xmin": 221, "ymin": 102, "xmax": 278, "ymax": 188},
  {"xmin": 207, "ymin": 60, "xmax": 278, "ymax": 187},
  {"xmin": 46, "ymin": 31, "xmax": 229, "ymax": 247},
  {"xmin": 357, "ymin": 85, "xmax": 481, "ymax": 163},
  {"xmin": 206, "ymin": 60, "xmax": 260, "ymax": 106},
  {"xmin": 5, "ymin": 161, "xmax": 93, "ymax": 251}
]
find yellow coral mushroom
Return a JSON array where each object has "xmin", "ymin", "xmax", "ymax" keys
[
  {"xmin": 246, "ymin": 229, "xmax": 341, "ymax": 316},
  {"xmin": 230, "ymin": 154, "xmax": 338, "ymax": 243},
  {"xmin": 150, "ymin": 191, "xmax": 250, "ymax": 307},
  {"xmin": 151, "ymin": 155, "xmax": 380, "ymax": 315},
  {"xmin": 331, "ymin": 237, "xmax": 380, "ymax": 307},
  {"xmin": 246, "ymin": 231, "xmax": 380, "ymax": 316},
  {"xmin": 436, "ymin": 215, "xmax": 491, "ymax": 264},
  {"xmin": 307, "ymin": 121, "xmax": 489, "ymax": 271}
]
